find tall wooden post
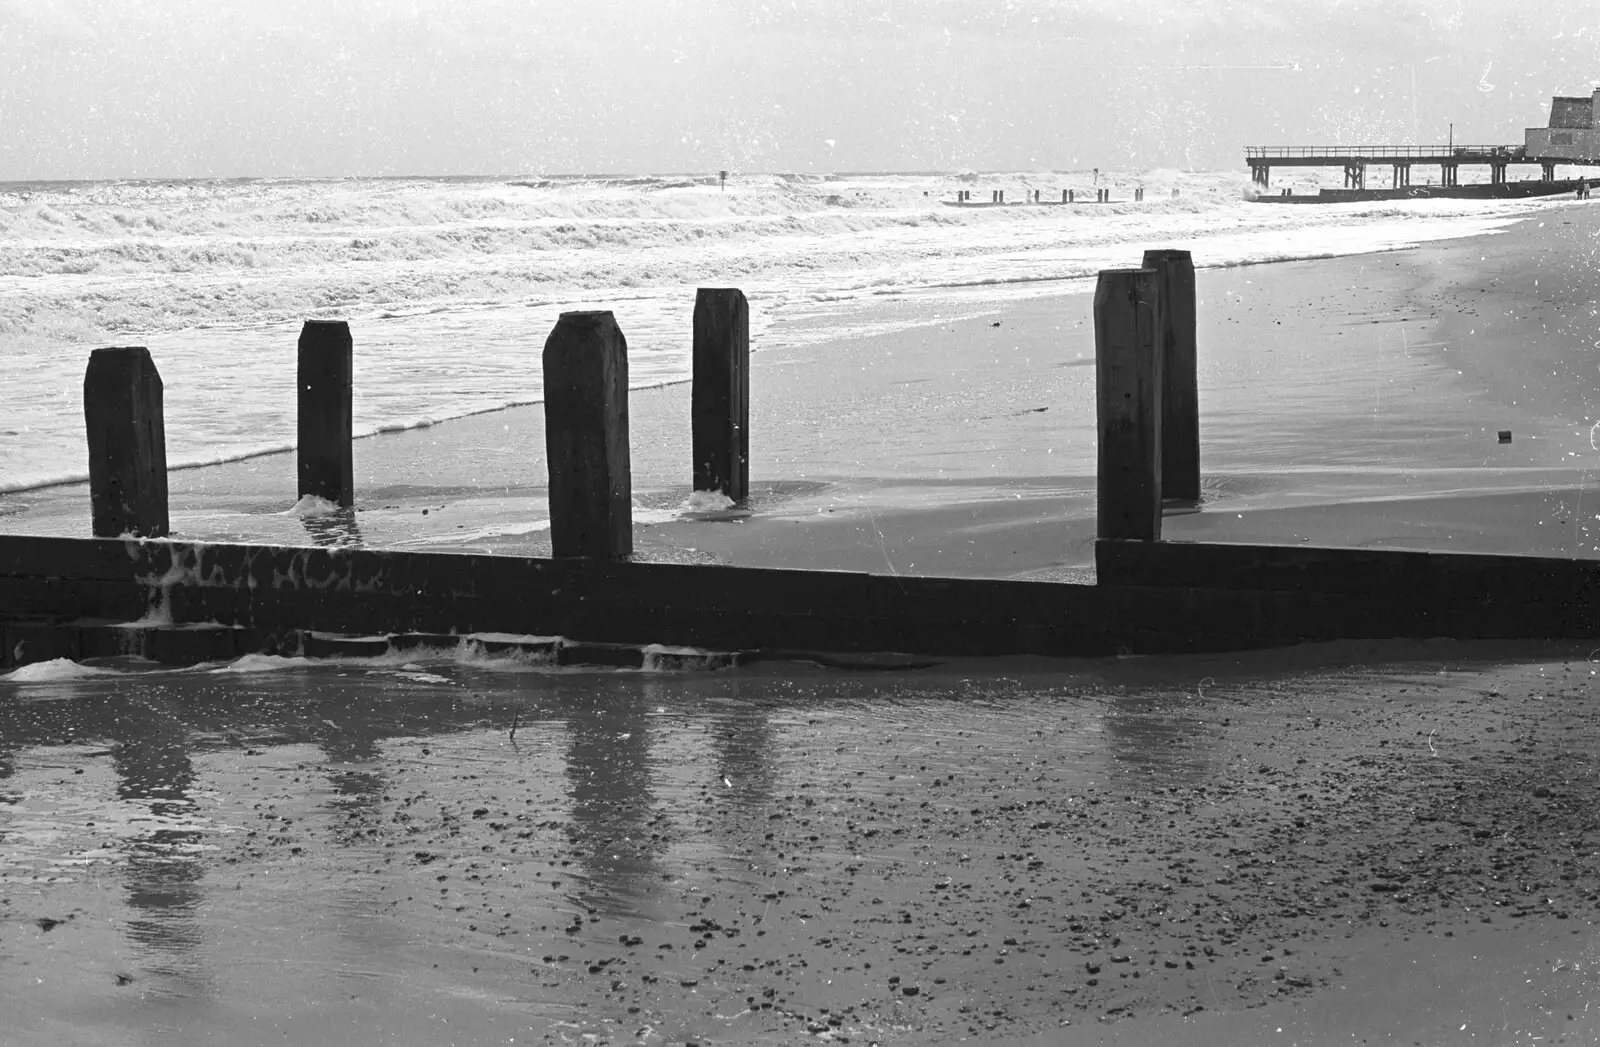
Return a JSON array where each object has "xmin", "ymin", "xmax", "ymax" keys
[
  {"xmin": 1095, "ymin": 269, "xmax": 1164, "ymax": 541},
  {"xmin": 84, "ymin": 346, "xmax": 168, "ymax": 538},
  {"xmin": 692, "ymin": 288, "xmax": 750, "ymax": 502},
  {"xmin": 297, "ymin": 320, "xmax": 354, "ymax": 507},
  {"xmin": 543, "ymin": 311, "xmax": 632, "ymax": 559},
  {"xmin": 1141, "ymin": 249, "xmax": 1199, "ymax": 503}
]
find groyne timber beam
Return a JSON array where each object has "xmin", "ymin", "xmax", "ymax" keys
[{"xmin": 3, "ymin": 534, "xmax": 1599, "ymax": 668}]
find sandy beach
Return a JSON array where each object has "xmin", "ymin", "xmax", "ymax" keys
[
  {"xmin": 5, "ymin": 199, "xmax": 1600, "ymax": 1046},
  {"xmin": 5, "ymin": 198, "xmax": 1599, "ymax": 574}
]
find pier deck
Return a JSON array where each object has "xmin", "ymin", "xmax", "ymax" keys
[{"xmin": 1245, "ymin": 144, "xmax": 1598, "ymax": 188}]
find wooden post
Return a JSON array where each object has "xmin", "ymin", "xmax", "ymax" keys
[
  {"xmin": 543, "ymin": 311, "xmax": 632, "ymax": 559},
  {"xmin": 297, "ymin": 320, "xmax": 354, "ymax": 507},
  {"xmin": 83, "ymin": 346, "xmax": 168, "ymax": 538},
  {"xmin": 1094, "ymin": 269, "xmax": 1163, "ymax": 541},
  {"xmin": 692, "ymin": 288, "xmax": 750, "ymax": 502},
  {"xmin": 1141, "ymin": 249, "xmax": 1199, "ymax": 503},
  {"xmin": 1068, "ymin": 189, "xmax": 1075, "ymax": 203}
]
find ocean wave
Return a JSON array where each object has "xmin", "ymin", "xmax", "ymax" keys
[{"xmin": 0, "ymin": 169, "xmax": 1557, "ymax": 492}]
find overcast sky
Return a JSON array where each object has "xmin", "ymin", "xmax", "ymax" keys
[{"xmin": 1, "ymin": 0, "xmax": 1596, "ymax": 179}]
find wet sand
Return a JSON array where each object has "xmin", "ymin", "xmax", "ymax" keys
[
  {"xmin": 4, "ymin": 201, "xmax": 1599, "ymax": 573},
  {"xmin": 4, "ymin": 641, "xmax": 1600, "ymax": 1045}
]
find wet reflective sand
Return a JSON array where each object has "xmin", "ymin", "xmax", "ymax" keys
[{"xmin": 5, "ymin": 642, "xmax": 1600, "ymax": 1045}]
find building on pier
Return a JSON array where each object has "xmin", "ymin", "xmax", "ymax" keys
[{"xmin": 1525, "ymin": 87, "xmax": 1600, "ymax": 161}]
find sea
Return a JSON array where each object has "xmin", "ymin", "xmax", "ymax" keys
[{"xmin": 0, "ymin": 168, "xmax": 1554, "ymax": 494}]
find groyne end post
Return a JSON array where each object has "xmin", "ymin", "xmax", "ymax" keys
[
  {"xmin": 1140, "ymin": 249, "xmax": 1199, "ymax": 503},
  {"xmin": 1094, "ymin": 269, "xmax": 1164, "ymax": 540}
]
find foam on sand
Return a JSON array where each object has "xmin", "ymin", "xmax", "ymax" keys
[{"xmin": 2, "ymin": 658, "xmax": 121, "ymax": 683}]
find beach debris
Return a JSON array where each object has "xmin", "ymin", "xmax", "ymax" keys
[
  {"xmin": 990, "ymin": 321, "xmax": 1002, "ymax": 327},
  {"xmin": 1498, "ymin": 430, "xmax": 1512, "ymax": 443}
]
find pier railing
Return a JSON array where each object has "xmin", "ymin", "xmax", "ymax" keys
[{"xmin": 1246, "ymin": 144, "xmax": 1526, "ymax": 159}]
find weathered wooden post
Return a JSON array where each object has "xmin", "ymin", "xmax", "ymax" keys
[
  {"xmin": 692, "ymin": 288, "xmax": 750, "ymax": 502},
  {"xmin": 543, "ymin": 311, "xmax": 632, "ymax": 559},
  {"xmin": 1063, "ymin": 189, "xmax": 1070, "ymax": 203},
  {"xmin": 297, "ymin": 320, "xmax": 354, "ymax": 507},
  {"xmin": 1068, "ymin": 189, "xmax": 1075, "ymax": 203},
  {"xmin": 1094, "ymin": 269, "xmax": 1164, "ymax": 541},
  {"xmin": 84, "ymin": 347, "xmax": 169, "ymax": 538},
  {"xmin": 1141, "ymin": 249, "xmax": 1199, "ymax": 503}
]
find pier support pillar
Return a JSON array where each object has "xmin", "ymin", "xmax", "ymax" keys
[
  {"xmin": 692, "ymin": 288, "xmax": 750, "ymax": 503},
  {"xmin": 297, "ymin": 320, "xmax": 354, "ymax": 507},
  {"xmin": 1095, "ymin": 269, "xmax": 1164, "ymax": 541},
  {"xmin": 84, "ymin": 347, "xmax": 169, "ymax": 539},
  {"xmin": 543, "ymin": 311, "xmax": 632, "ymax": 559},
  {"xmin": 1142, "ymin": 249, "xmax": 1199, "ymax": 504},
  {"xmin": 1441, "ymin": 163, "xmax": 1459, "ymax": 187},
  {"xmin": 1542, "ymin": 162, "xmax": 1556, "ymax": 181}
]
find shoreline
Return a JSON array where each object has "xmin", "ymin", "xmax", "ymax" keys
[{"xmin": 4, "ymin": 201, "xmax": 1599, "ymax": 571}]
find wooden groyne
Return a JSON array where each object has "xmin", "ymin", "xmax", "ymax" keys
[
  {"xmin": 946, "ymin": 184, "xmax": 1154, "ymax": 206},
  {"xmin": 5, "ymin": 255, "xmax": 1598, "ymax": 672}
]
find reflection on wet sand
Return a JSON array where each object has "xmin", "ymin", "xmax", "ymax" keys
[
  {"xmin": 709, "ymin": 680, "xmax": 777, "ymax": 815},
  {"xmin": 316, "ymin": 705, "xmax": 388, "ymax": 848},
  {"xmin": 562, "ymin": 679, "xmax": 662, "ymax": 918},
  {"xmin": 107, "ymin": 692, "xmax": 211, "ymax": 999},
  {"xmin": 8, "ymin": 648, "xmax": 1599, "ymax": 1046}
]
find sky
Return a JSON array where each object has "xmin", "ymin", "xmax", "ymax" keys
[{"xmin": 1, "ymin": 0, "xmax": 1597, "ymax": 179}]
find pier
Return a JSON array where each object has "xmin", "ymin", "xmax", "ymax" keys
[
  {"xmin": 1242, "ymin": 144, "xmax": 1596, "ymax": 189},
  {"xmin": 1248, "ymin": 85, "xmax": 1600, "ymax": 189}
]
